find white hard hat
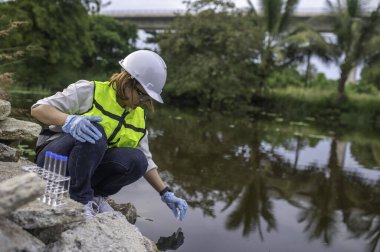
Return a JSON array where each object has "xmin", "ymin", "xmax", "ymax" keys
[{"xmin": 119, "ymin": 50, "xmax": 167, "ymax": 103}]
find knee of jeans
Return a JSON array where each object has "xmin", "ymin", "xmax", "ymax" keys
[
  {"xmin": 131, "ymin": 149, "xmax": 148, "ymax": 176},
  {"xmin": 91, "ymin": 123, "xmax": 107, "ymax": 149}
]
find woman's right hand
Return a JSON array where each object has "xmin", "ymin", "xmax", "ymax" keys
[{"xmin": 62, "ymin": 115, "xmax": 103, "ymax": 144}]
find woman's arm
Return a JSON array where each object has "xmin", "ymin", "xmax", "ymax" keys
[
  {"xmin": 144, "ymin": 168, "xmax": 166, "ymax": 193},
  {"xmin": 31, "ymin": 104, "xmax": 68, "ymax": 126},
  {"xmin": 30, "ymin": 80, "xmax": 95, "ymax": 126}
]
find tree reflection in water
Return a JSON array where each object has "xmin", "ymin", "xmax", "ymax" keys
[
  {"xmin": 148, "ymin": 109, "xmax": 380, "ymax": 251},
  {"xmin": 225, "ymin": 174, "xmax": 276, "ymax": 240}
]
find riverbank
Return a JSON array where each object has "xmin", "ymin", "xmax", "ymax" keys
[
  {"xmin": 0, "ymin": 99, "xmax": 158, "ymax": 252},
  {"xmin": 254, "ymin": 87, "xmax": 380, "ymax": 130}
]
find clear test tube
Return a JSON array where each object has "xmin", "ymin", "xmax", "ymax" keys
[
  {"xmin": 53, "ymin": 154, "xmax": 62, "ymax": 180},
  {"xmin": 56, "ymin": 155, "xmax": 68, "ymax": 179},
  {"xmin": 48, "ymin": 153, "xmax": 58, "ymax": 180},
  {"xmin": 57, "ymin": 155, "xmax": 69, "ymax": 207},
  {"xmin": 47, "ymin": 153, "xmax": 59, "ymax": 205},
  {"xmin": 42, "ymin": 151, "xmax": 52, "ymax": 178}
]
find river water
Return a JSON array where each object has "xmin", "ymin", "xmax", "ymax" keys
[{"xmin": 11, "ymin": 92, "xmax": 380, "ymax": 252}]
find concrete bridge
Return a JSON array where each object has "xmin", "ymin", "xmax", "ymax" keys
[{"xmin": 101, "ymin": 9, "xmax": 337, "ymax": 32}]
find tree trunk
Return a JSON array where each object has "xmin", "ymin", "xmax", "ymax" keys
[
  {"xmin": 336, "ymin": 69, "xmax": 348, "ymax": 103},
  {"xmin": 304, "ymin": 52, "xmax": 312, "ymax": 89}
]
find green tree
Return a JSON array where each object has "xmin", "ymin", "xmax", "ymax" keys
[
  {"xmin": 157, "ymin": 0, "xmax": 263, "ymax": 109},
  {"xmin": 283, "ymin": 23, "xmax": 333, "ymax": 88},
  {"xmin": 326, "ymin": 0, "xmax": 380, "ymax": 102},
  {"xmin": 83, "ymin": 15, "xmax": 137, "ymax": 79},
  {"xmin": 247, "ymin": 0, "xmax": 304, "ymax": 90},
  {"xmin": 2, "ymin": 0, "xmax": 94, "ymax": 90},
  {"xmin": 361, "ymin": 58, "xmax": 380, "ymax": 89},
  {"xmin": 0, "ymin": 4, "xmax": 33, "ymax": 98}
]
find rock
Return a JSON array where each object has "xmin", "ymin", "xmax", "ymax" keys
[
  {"xmin": 0, "ymin": 142, "xmax": 20, "ymax": 162},
  {"xmin": 0, "ymin": 159, "xmax": 33, "ymax": 183},
  {"xmin": 0, "ymin": 217, "xmax": 45, "ymax": 252},
  {"xmin": 0, "ymin": 172, "xmax": 45, "ymax": 216},
  {"xmin": 10, "ymin": 199, "xmax": 85, "ymax": 229},
  {"xmin": 0, "ymin": 117, "xmax": 41, "ymax": 141},
  {"xmin": 0, "ymin": 99, "xmax": 11, "ymax": 120},
  {"xmin": 48, "ymin": 211, "xmax": 159, "ymax": 252},
  {"xmin": 107, "ymin": 198, "xmax": 137, "ymax": 224}
]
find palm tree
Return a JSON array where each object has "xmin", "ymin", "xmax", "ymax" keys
[
  {"xmin": 326, "ymin": 0, "xmax": 380, "ymax": 103},
  {"xmin": 247, "ymin": 0, "xmax": 302, "ymax": 91},
  {"xmin": 283, "ymin": 23, "xmax": 334, "ymax": 88}
]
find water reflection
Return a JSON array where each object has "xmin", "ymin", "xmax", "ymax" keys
[
  {"xmin": 156, "ymin": 227, "xmax": 185, "ymax": 251},
  {"xmin": 147, "ymin": 108, "xmax": 380, "ymax": 252}
]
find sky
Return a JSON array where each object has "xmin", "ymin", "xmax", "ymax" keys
[{"xmin": 101, "ymin": 0, "xmax": 379, "ymax": 80}]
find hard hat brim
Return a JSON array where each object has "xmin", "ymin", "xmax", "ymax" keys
[{"xmin": 143, "ymin": 86, "xmax": 164, "ymax": 104}]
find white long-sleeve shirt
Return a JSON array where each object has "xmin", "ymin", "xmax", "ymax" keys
[{"xmin": 31, "ymin": 80, "xmax": 158, "ymax": 172}]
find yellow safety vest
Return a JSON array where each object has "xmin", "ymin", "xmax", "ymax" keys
[{"xmin": 82, "ymin": 81, "xmax": 146, "ymax": 148}]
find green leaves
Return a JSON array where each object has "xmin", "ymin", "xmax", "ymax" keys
[
  {"xmin": 326, "ymin": 0, "xmax": 380, "ymax": 101},
  {"xmin": 84, "ymin": 15, "xmax": 137, "ymax": 75},
  {"xmin": 0, "ymin": 0, "xmax": 137, "ymax": 90},
  {"xmin": 158, "ymin": 2, "xmax": 262, "ymax": 109}
]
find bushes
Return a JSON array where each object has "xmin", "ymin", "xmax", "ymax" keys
[{"xmin": 263, "ymin": 85, "xmax": 380, "ymax": 129}]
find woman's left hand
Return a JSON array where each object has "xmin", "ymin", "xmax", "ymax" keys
[{"xmin": 161, "ymin": 192, "xmax": 188, "ymax": 221}]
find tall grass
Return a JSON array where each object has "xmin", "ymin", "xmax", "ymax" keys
[{"xmin": 264, "ymin": 87, "xmax": 380, "ymax": 129}]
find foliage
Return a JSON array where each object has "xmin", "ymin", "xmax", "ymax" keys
[
  {"xmin": 0, "ymin": 0, "xmax": 138, "ymax": 91},
  {"xmin": 266, "ymin": 85, "xmax": 380, "ymax": 129},
  {"xmin": 82, "ymin": 15, "xmax": 137, "ymax": 79},
  {"xmin": 0, "ymin": 0, "xmax": 94, "ymax": 90},
  {"xmin": 326, "ymin": 0, "xmax": 380, "ymax": 102},
  {"xmin": 283, "ymin": 24, "xmax": 334, "ymax": 88},
  {"xmin": 267, "ymin": 67, "xmax": 304, "ymax": 88},
  {"xmin": 157, "ymin": 0, "xmax": 263, "ymax": 109},
  {"xmin": 246, "ymin": 0, "xmax": 307, "ymax": 90},
  {"xmin": 0, "ymin": 5, "xmax": 32, "ymax": 99},
  {"xmin": 308, "ymin": 73, "xmax": 337, "ymax": 90},
  {"xmin": 346, "ymin": 80, "xmax": 379, "ymax": 95},
  {"xmin": 361, "ymin": 59, "xmax": 380, "ymax": 89}
]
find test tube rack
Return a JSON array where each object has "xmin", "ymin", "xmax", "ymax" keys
[{"xmin": 21, "ymin": 151, "xmax": 70, "ymax": 207}]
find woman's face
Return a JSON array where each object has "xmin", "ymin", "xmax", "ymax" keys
[{"xmin": 118, "ymin": 83, "xmax": 150, "ymax": 109}]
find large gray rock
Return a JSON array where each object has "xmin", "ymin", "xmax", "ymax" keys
[
  {"xmin": 0, "ymin": 172, "xmax": 45, "ymax": 216},
  {"xmin": 48, "ymin": 211, "xmax": 159, "ymax": 252},
  {"xmin": 0, "ymin": 217, "xmax": 45, "ymax": 252},
  {"xmin": 0, "ymin": 117, "xmax": 41, "ymax": 141},
  {"xmin": 10, "ymin": 199, "xmax": 85, "ymax": 229},
  {"xmin": 0, "ymin": 99, "xmax": 11, "ymax": 120},
  {"xmin": 0, "ymin": 142, "xmax": 20, "ymax": 162}
]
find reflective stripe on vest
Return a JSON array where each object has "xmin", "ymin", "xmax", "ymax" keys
[{"xmin": 82, "ymin": 81, "xmax": 146, "ymax": 148}]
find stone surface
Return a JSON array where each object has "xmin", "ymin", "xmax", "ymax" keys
[
  {"xmin": 0, "ymin": 99, "xmax": 11, "ymax": 120},
  {"xmin": 0, "ymin": 172, "xmax": 45, "ymax": 216},
  {"xmin": 0, "ymin": 217, "xmax": 45, "ymax": 252},
  {"xmin": 0, "ymin": 159, "xmax": 32, "ymax": 183},
  {"xmin": 0, "ymin": 142, "xmax": 20, "ymax": 162},
  {"xmin": 48, "ymin": 211, "xmax": 159, "ymax": 252},
  {"xmin": 0, "ymin": 117, "xmax": 41, "ymax": 141},
  {"xmin": 108, "ymin": 198, "xmax": 137, "ymax": 224},
  {"xmin": 10, "ymin": 199, "xmax": 85, "ymax": 229}
]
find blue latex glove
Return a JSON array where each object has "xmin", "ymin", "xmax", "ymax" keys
[
  {"xmin": 62, "ymin": 115, "xmax": 103, "ymax": 144},
  {"xmin": 161, "ymin": 192, "xmax": 188, "ymax": 221}
]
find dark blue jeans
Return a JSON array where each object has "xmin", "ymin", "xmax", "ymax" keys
[{"xmin": 36, "ymin": 124, "xmax": 148, "ymax": 204}]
